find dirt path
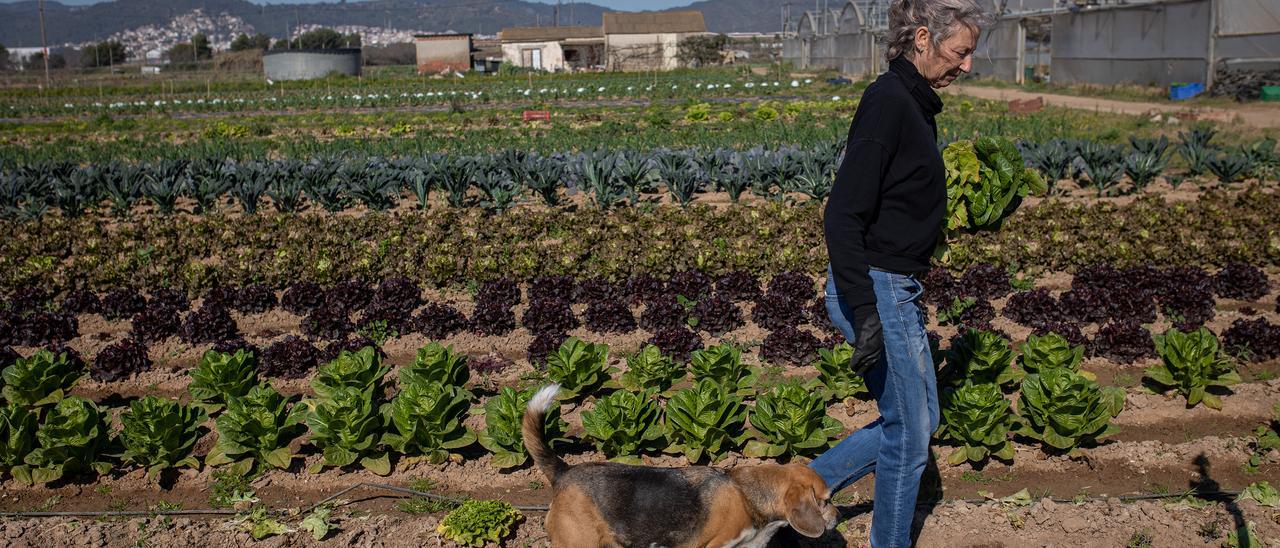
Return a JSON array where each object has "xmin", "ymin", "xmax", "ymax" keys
[{"xmin": 944, "ymin": 84, "xmax": 1280, "ymax": 129}]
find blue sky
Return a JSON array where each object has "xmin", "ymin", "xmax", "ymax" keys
[{"xmin": 0, "ymin": 0, "xmax": 698, "ymax": 8}]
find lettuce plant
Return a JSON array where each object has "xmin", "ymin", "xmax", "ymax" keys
[
  {"xmin": 437, "ymin": 499, "xmax": 523, "ymax": 548},
  {"xmin": 0, "ymin": 403, "xmax": 36, "ymax": 479},
  {"xmin": 1017, "ymin": 332, "xmax": 1094, "ymax": 381},
  {"xmin": 663, "ymin": 378, "xmax": 748, "ymax": 463},
  {"xmin": 619, "ymin": 344, "xmax": 685, "ymax": 393},
  {"xmin": 581, "ymin": 389, "xmax": 665, "ymax": 463},
  {"xmin": 745, "ymin": 382, "xmax": 842, "ymax": 458},
  {"xmin": 116, "ymin": 396, "xmax": 209, "ymax": 480},
  {"xmin": 188, "ymin": 349, "xmax": 259, "ymax": 413},
  {"xmin": 476, "ymin": 386, "xmax": 569, "ymax": 469},
  {"xmin": 545, "ymin": 337, "xmax": 614, "ymax": 400},
  {"xmin": 945, "ymin": 329, "xmax": 1022, "ymax": 390},
  {"xmin": 206, "ymin": 383, "xmax": 306, "ymax": 473},
  {"xmin": 1015, "ymin": 368, "xmax": 1124, "ymax": 454},
  {"xmin": 1, "ymin": 349, "xmax": 83, "ymax": 408},
  {"xmin": 1147, "ymin": 327, "xmax": 1242, "ymax": 410},
  {"xmin": 809, "ymin": 342, "xmax": 868, "ymax": 402},
  {"xmin": 399, "ymin": 342, "xmax": 469, "ymax": 389},
  {"xmin": 304, "ymin": 386, "xmax": 388, "ymax": 475},
  {"xmin": 18, "ymin": 397, "xmax": 114, "ymax": 485},
  {"xmin": 312, "ymin": 346, "xmax": 391, "ymax": 401},
  {"xmin": 936, "ymin": 383, "xmax": 1017, "ymax": 465},
  {"xmin": 382, "ymin": 380, "xmax": 475, "ymax": 464},
  {"xmin": 688, "ymin": 343, "xmax": 755, "ymax": 396}
]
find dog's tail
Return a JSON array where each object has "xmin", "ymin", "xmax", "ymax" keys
[{"xmin": 523, "ymin": 384, "xmax": 568, "ymax": 485}]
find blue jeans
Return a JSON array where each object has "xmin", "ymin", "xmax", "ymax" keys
[{"xmin": 810, "ymin": 265, "xmax": 939, "ymax": 548}]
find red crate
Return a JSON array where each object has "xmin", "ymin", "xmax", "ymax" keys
[
  {"xmin": 1008, "ymin": 97, "xmax": 1044, "ymax": 114},
  {"xmin": 523, "ymin": 110, "xmax": 551, "ymax": 122}
]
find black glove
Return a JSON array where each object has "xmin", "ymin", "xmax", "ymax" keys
[{"xmin": 849, "ymin": 303, "xmax": 884, "ymax": 375}]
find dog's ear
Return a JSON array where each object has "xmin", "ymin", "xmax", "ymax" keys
[{"xmin": 784, "ymin": 486, "xmax": 827, "ymax": 538}]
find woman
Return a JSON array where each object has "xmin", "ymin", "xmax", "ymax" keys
[{"xmin": 809, "ymin": 1, "xmax": 986, "ymax": 547}]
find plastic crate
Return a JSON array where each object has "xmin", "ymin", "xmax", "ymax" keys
[
  {"xmin": 1262, "ymin": 86, "xmax": 1280, "ymax": 102},
  {"xmin": 1169, "ymin": 82, "xmax": 1204, "ymax": 101}
]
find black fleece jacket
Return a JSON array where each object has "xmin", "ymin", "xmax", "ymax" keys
[{"xmin": 824, "ymin": 56, "xmax": 947, "ymax": 310}]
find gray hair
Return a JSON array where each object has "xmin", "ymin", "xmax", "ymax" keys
[{"xmin": 884, "ymin": 0, "xmax": 989, "ymax": 63}]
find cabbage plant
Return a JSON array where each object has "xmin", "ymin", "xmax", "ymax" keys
[
  {"xmin": 1015, "ymin": 368, "xmax": 1124, "ymax": 454},
  {"xmin": 304, "ymin": 386, "xmax": 388, "ymax": 474},
  {"xmin": 0, "ymin": 403, "xmax": 37, "ymax": 479},
  {"xmin": 581, "ymin": 389, "xmax": 665, "ymax": 463},
  {"xmin": 188, "ymin": 349, "xmax": 259, "ymax": 413},
  {"xmin": 745, "ymin": 382, "xmax": 842, "ymax": 458},
  {"xmin": 312, "ymin": 346, "xmax": 390, "ymax": 401},
  {"xmin": 1147, "ymin": 327, "xmax": 1242, "ymax": 410},
  {"xmin": 809, "ymin": 342, "xmax": 868, "ymax": 402},
  {"xmin": 17, "ymin": 397, "xmax": 114, "ymax": 485},
  {"xmin": 1, "ymin": 349, "xmax": 83, "ymax": 408},
  {"xmin": 689, "ymin": 343, "xmax": 755, "ymax": 396},
  {"xmin": 476, "ymin": 386, "xmax": 570, "ymax": 469},
  {"xmin": 399, "ymin": 342, "xmax": 470, "ymax": 389},
  {"xmin": 382, "ymin": 380, "xmax": 475, "ymax": 463},
  {"xmin": 619, "ymin": 344, "xmax": 685, "ymax": 393},
  {"xmin": 545, "ymin": 337, "xmax": 614, "ymax": 400},
  {"xmin": 945, "ymin": 329, "xmax": 1022, "ymax": 390},
  {"xmin": 116, "ymin": 396, "xmax": 208, "ymax": 480},
  {"xmin": 936, "ymin": 383, "xmax": 1017, "ymax": 465},
  {"xmin": 206, "ymin": 383, "xmax": 306, "ymax": 473},
  {"xmin": 1017, "ymin": 332, "xmax": 1093, "ymax": 381},
  {"xmin": 663, "ymin": 378, "xmax": 748, "ymax": 463}
]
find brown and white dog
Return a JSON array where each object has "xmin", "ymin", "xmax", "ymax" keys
[{"xmin": 523, "ymin": 385, "xmax": 840, "ymax": 547}]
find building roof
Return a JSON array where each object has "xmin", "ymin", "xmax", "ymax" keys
[
  {"xmin": 413, "ymin": 33, "xmax": 473, "ymax": 41},
  {"xmin": 501, "ymin": 26, "xmax": 603, "ymax": 43},
  {"xmin": 602, "ymin": 11, "xmax": 708, "ymax": 35}
]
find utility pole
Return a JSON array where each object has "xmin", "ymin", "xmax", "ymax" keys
[
  {"xmin": 555, "ymin": 0, "xmax": 560, "ymax": 27},
  {"xmin": 38, "ymin": 0, "xmax": 50, "ymax": 86}
]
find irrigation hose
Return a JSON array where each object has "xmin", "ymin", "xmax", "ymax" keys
[{"xmin": 0, "ymin": 484, "xmax": 1249, "ymax": 520}]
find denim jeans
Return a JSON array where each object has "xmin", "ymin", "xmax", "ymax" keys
[{"xmin": 809, "ymin": 265, "xmax": 939, "ymax": 548}]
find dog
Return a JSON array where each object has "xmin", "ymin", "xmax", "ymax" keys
[{"xmin": 522, "ymin": 385, "xmax": 839, "ymax": 547}]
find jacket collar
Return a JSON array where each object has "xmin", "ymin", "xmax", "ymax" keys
[{"xmin": 889, "ymin": 56, "xmax": 943, "ymax": 116}]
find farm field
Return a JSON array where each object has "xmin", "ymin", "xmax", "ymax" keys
[{"xmin": 2, "ymin": 66, "xmax": 1280, "ymax": 547}]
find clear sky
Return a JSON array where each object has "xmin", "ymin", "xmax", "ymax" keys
[{"xmin": 0, "ymin": 0, "xmax": 699, "ymax": 8}]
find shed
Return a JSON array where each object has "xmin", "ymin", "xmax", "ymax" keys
[
  {"xmin": 602, "ymin": 11, "xmax": 708, "ymax": 71},
  {"xmin": 500, "ymin": 26, "xmax": 604, "ymax": 71},
  {"xmin": 415, "ymin": 33, "xmax": 474, "ymax": 74}
]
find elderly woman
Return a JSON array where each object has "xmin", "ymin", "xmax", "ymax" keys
[{"xmin": 810, "ymin": 0, "xmax": 985, "ymax": 546}]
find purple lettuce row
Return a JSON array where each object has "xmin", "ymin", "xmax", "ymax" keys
[
  {"xmin": 808, "ymin": 297, "xmax": 834, "ymax": 331},
  {"xmin": 15, "ymin": 311, "xmax": 79, "ymax": 347},
  {"xmin": 471, "ymin": 353, "xmax": 515, "ymax": 377},
  {"xmin": 624, "ymin": 274, "xmax": 667, "ymax": 305},
  {"xmin": 715, "ymin": 270, "xmax": 762, "ymax": 302},
  {"xmin": 954, "ymin": 299, "xmax": 997, "ymax": 332},
  {"xmin": 574, "ymin": 277, "xmax": 622, "ymax": 304},
  {"xmin": 1003, "ymin": 288, "xmax": 1064, "ymax": 329},
  {"xmin": 261, "ymin": 336, "xmax": 320, "ymax": 379},
  {"xmin": 0, "ymin": 345, "xmax": 18, "ymax": 368},
  {"xmin": 7, "ymin": 288, "xmax": 50, "ymax": 315},
  {"xmin": 648, "ymin": 325, "xmax": 703, "ymax": 362},
  {"xmin": 60, "ymin": 289, "xmax": 102, "ymax": 315},
  {"xmin": 527, "ymin": 330, "xmax": 570, "ymax": 368},
  {"xmin": 326, "ymin": 280, "xmax": 374, "ymax": 312},
  {"xmin": 766, "ymin": 271, "xmax": 819, "ymax": 304},
  {"xmin": 527, "ymin": 275, "xmax": 576, "ymax": 303},
  {"xmin": 669, "ymin": 271, "xmax": 713, "ymax": 301},
  {"xmin": 149, "ymin": 288, "xmax": 191, "ymax": 312},
  {"xmin": 471, "ymin": 299, "xmax": 516, "ymax": 336},
  {"xmin": 212, "ymin": 337, "xmax": 262, "ymax": 358},
  {"xmin": 319, "ymin": 336, "xmax": 383, "ymax": 363},
  {"xmin": 130, "ymin": 303, "xmax": 181, "ymax": 343},
  {"xmin": 1031, "ymin": 322, "xmax": 1089, "ymax": 348},
  {"xmin": 692, "ymin": 293, "xmax": 744, "ymax": 336},
  {"xmin": 521, "ymin": 297, "xmax": 580, "ymax": 334},
  {"xmin": 1275, "ymin": 294, "xmax": 1280, "ymax": 314},
  {"xmin": 358, "ymin": 298, "xmax": 416, "ymax": 332},
  {"xmin": 302, "ymin": 302, "xmax": 353, "ymax": 341},
  {"xmin": 922, "ymin": 267, "xmax": 958, "ymax": 307},
  {"xmin": 1089, "ymin": 320, "xmax": 1155, "ymax": 364},
  {"xmin": 1058, "ymin": 287, "xmax": 1112, "ymax": 325},
  {"xmin": 1214, "ymin": 263, "xmax": 1271, "ymax": 301},
  {"xmin": 1222, "ymin": 318, "xmax": 1280, "ymax": 361},
  {"xmin": 640, "ymin": 294, "xmax": 688, "ymax": 332},
  {"xmin": 201, "ymin": 286, "xmax": 240, "ymax": 310},
  {"xmin": 374, "ymin": 277, "xmax": 424, "ymax": 312},
  {"xmin": 181, "ymin": 305, "xmax": 240, "ymax": 344},
  {"xmin": 415, "ymin": 302, "xmax": 471, "ymax": 340},
  {"xmin": 751, "ymin": 292, "xmax": 807, "ymax": 332},
  {"xmin": 234, "ymin": 284, "xmax": 279, "ymax": 315},
  {"xmin": 282, "ymin": 282, "xmax": 327, "ymax": 315},
  {"xmin": 761, "ymin": 325, "xmax": 821, "ymax": 366},
  {"xmin": 956, "ymin": 264, "xmax": 1011, "ymax": 299},
  {"xmin": 820, "ymin": 331, "xmax": 847, "ymax": 351},
  {"xmin": 0, "ymin": 310, "xmax": 13, "ymax": 346},
  {"xmin": 101, "ymin": 287, "xmax": 147, "ymax": 321},
  {"xmin": 92, "ymin": 338, "xmax": 151, "ymax": 382},
  {"xmin": 477, "ymin": 278, "xmax": 521, "ymax": 309},
  {"xmin": 583, "ymin": 299, "xmax": 637, "ymax": 334}
]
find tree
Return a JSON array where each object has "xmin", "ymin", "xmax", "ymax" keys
[
  {"xmin": 230, "ymin": 33, "xmax": 271, "ymax": 52},
  {"xmin": 192, "ymin": 33, "xmax": 213, "ymax": 60},
  {"xmin": 25, "ymin": 51, "xmax": 66, "ymax": 71},
  {"xmin": 677, "ymin": 34, "xmax": 732, "ymax": 67},
  {"xmin": 278, "ymin": 28, "xmax": 361, "ymax": 50},
  {"xmin": 81, "ymin": 41, "xmax": 128, "ymax": 68},
  {"xmin": 0, "ymin": 44, "xmax": 10, "ymax": 71}
]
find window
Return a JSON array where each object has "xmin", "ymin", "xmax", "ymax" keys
[{"xmin": 521, "ymin": 47, "xmax": 543, "ymax": 70}]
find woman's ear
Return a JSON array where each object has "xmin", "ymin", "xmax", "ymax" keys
[{"xmin": 914, "ymin": 26, "xmax": 931, "ymax": 56}]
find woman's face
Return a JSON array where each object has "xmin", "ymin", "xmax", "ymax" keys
[{"xmin": 914, "ymin": 24, "xmax": 978, "ymax": 88}]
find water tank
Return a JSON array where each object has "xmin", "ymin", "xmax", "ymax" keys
[{"xmin": 263, "ymin": 49, "xmax": 362, "ymax": 81}]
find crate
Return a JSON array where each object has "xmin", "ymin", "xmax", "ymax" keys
[
  {"xmin": 1169, "ymin": 82, "xmax": 1204, "ymax": 101},
  {"xmin": 522, "ymin": 110, "xmax": 551, "ymax": 122},
  {"xmin": 1262, "ymin": 86, "xmax": 1280, "ymax": 102}
]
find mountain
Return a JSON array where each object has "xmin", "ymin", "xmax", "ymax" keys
[{"xmin": 0, "ymin": 0, "xmax": 790, "ymax": 48}]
